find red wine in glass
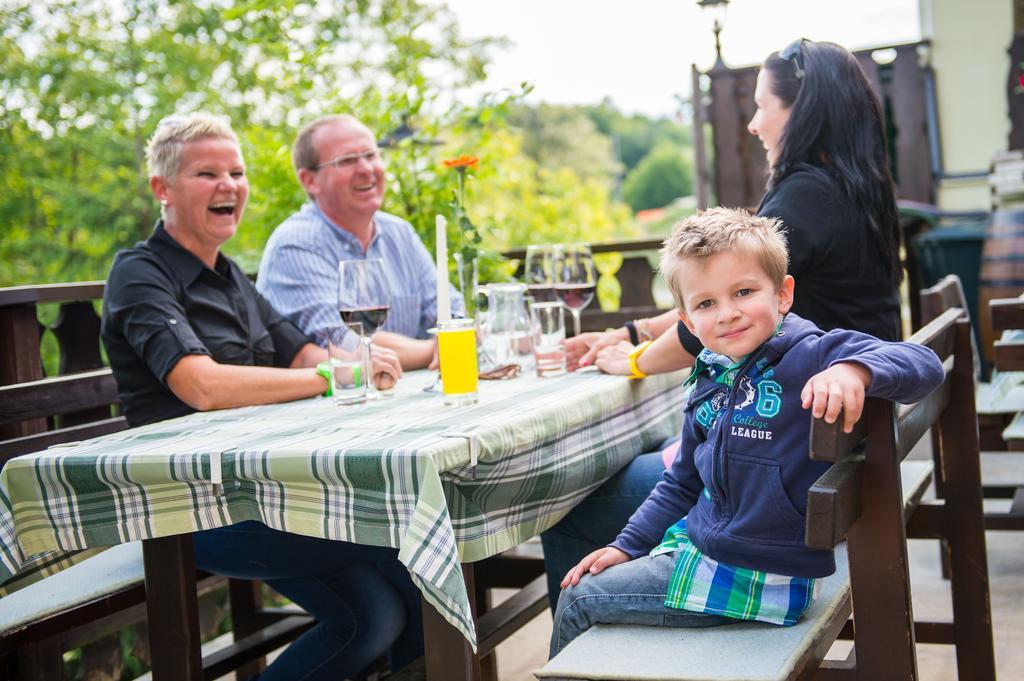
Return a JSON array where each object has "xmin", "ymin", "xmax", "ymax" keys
[
  {"xmin": 338, "ymin": 258, "xmax": 390, "ymax": 398},
  {"xmin": 553, "ymin": 244, "xmax": 595, "ymax": 337},
  {"xmin": 340, "ymin": 306, "xmax": 390, "ymax": 335},
  {"xmin": 527, "ymin": 283, "xmax": 557, "ymax": 303},
  {"xmin": 554, "ymin": 283, "xmax": 595, "ymax": 310}
]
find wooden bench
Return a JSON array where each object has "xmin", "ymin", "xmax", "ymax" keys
[
  {"xmin": 536, "ymin": 308, "xmax": 996, "ymax": 680},
  {"xmin": 988, "ymin": 295, "xmax": 1024, "ymax": 525},
  {"xmin": 0, "ymin": 283, "xmax": 314, "ymax": 680},
  {"xmin": 991, "ymin": 295, "xmax": 1024, "ymax": 452},
  {"xmin": 921, "ymin": 275, "xmax": 1024, "ymax": 533},
  {"xmin": 535, "ymin": 469, "xmax": 927, "ymax": 681},
  {"xmin": 920, "ymin": 274, "xmax": 1024, "ymax": 449}
]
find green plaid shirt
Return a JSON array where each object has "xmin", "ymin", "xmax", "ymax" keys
[{"xmin": 652, "ymin": 518, "xmax": 817, "ymax": 626}]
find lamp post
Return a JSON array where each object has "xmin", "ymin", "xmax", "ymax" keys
[
  {"xmin": 696, "ymin": 0, "xmax": 729, "ymax": 69},
  {"xmin": 691, "ymin": 0, "xmax": 729, "ymax": 209}
]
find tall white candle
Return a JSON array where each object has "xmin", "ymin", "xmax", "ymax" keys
[{"xmin": 435, "ymin": 214, "xmax": 452, "ymax": 323}]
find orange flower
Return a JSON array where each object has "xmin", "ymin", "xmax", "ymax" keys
[{"xmin": 442, "ymin": 155, "xmax": 480, "ymax": 170}]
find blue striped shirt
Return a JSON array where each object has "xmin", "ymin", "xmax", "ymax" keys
[{"xmin": 256, "ymin": 202, "xmax": 463, "ymax": 351}]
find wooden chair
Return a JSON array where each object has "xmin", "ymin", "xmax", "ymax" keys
[
  {"xmin": 537, "ymin": 308, "xmax": 996, "ymax": 680},
  {"xmin": 0, "ymin": 283, "xmax": 313, "ymax": 680}
]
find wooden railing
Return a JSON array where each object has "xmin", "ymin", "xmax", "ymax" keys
[
  {"xmin": 0, "ymin": 282, "xmax": 125, "ymax": 461},
  {"xmin": 504, "ymin": 238, "xmax": 669, "ymax": 333}
]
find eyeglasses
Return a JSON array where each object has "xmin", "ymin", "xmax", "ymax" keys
[
  {"xmin": 780, "ymin": 38, "xmax": 807, "ymax": 80},
  {"xmin": 316, "ymin": 148, "xmax": 381, "ymax": 170}
]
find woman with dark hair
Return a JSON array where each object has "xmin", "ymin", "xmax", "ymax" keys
[
  {"xmin": 545, "ymin": 39, "xmax": 903, "ymax": 610},
  {"xmin": 752, "ymin": 38, "xmax": 901, "ymax": 341}
]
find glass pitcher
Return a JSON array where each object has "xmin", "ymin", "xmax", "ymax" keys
[{"xmin": 478, "ymin": 283, "xmax": 534, "ymax": 370}]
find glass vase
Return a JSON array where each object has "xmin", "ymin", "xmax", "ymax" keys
[{"xmin": 454, "ymin": 252, "xmax": 479, "ymax": 319}]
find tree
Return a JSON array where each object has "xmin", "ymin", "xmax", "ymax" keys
[
  {"xmin": 507, "ymin": 104, "xmax": 621, "ymax": 187},
  {"xmin": 584, "ymin": 100, "xmax": 692, "ymax": 172},
  {"xmin": 0, "ymin": 0, "xmax": 504, "ymax": 285},
  {"xmin": 0, "ymin": 0, "xmax": 637, "ymax": 296},
  {"xmin": 466, "ymin": 129, "xmax": 635, "ymax": 248},
  {"xmin": 621, "ymin": 143, "xmax": 693, "ymax": 213}
]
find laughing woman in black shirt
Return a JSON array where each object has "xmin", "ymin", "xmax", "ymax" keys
[
  {"xmin": 544, "ymin": 40, "xmax": 903, "ymax": 610},
  {"xmin": 101, "ymin": 113, "xmax": 416, "ymax": 681}
]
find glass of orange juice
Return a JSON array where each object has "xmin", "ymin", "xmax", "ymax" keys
[{"xmin": 436, "ymin": 318, "xmax": 479, "ymax": 406}]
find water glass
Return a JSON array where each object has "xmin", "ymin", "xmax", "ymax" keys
[
  {"xmin": 530, "ymin": 301, "xmax": 567, "ymax": 377},
  {"xmin": 328, "ymin": 330, "xmax": 367, "ymax": 405},
  {"xmin": 437, "ymin": 318, "xmax": 479, "ymax": 406}
]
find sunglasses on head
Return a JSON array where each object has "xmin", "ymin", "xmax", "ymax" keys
[{"xmin": 780, "ymin": 38, "xmax": 807, "ymax": 79}]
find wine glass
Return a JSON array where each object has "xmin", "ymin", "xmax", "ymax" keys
[
  {"xmin": 524, "ymin": 244, "xmax": 557, "ymax": 303},
  {"xmin": 553, "ymin": 244, "xmax": 596, "ymax": 337},
  {"xmin": 338, "ymin": 259, "xmax": 391, "ymax": 399}
]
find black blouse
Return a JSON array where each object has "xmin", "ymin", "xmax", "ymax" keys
[{"xmin": 101, "ymin": 222, "xmax": 311, "ymax": 427}]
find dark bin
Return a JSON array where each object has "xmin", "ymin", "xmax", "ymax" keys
[{"xmin": 910, "ymin": 223, "xmax": 987, "ymax": 363}]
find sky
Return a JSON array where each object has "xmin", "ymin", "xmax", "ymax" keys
[{"xmin": 441, "ymin": 0, "xmax": 921, "ymax": 118}]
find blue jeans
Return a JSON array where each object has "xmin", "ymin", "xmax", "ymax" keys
[
  {"xmin": 550, "ymin": 551, "xmax": 734, "ymax": 657},
  {"xmin": 541, "ymin": 449, "xmax": 668, "ymax": 611},
  {"xmin": 193, "ymin": 521, "xmax": 422, "ymax": 681}
]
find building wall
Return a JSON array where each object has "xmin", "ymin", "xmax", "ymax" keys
[{"xmin": 920, "ymin": 0, "xmax": 1014, "ymax": 210}]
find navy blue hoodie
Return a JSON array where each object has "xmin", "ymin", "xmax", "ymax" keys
[{"xmin": 610, "ymin": 313, "xmax": 945, "ymax": 578}]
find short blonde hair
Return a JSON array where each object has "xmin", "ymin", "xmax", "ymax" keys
[
  {"xmin": 146, "ymin": 112, "xmax": 239, "ymax": 180},
  {"xmin": 660, "ymin": 207, "xmax": 789, "ymax": 312}
]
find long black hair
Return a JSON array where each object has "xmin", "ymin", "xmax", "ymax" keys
[{"xmin": 764, "ymin": 40, "xmax": 902, "ymax": 284}]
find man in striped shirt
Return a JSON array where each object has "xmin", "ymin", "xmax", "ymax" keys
[{"xmin": 257, "ymin": 114, "xmax": 461, "ymax": 369}]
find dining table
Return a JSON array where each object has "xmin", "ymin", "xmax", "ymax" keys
[{"xmin": 0, "ymin": 366, "xmax": 687, "ymax": 680}]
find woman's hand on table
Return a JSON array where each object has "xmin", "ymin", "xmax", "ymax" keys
[
  {"xmin": 566, "ymin": 328, "xmax": 629, "ymax": 371},
  {"xmin": 594, "ymin": 341, "xmax": 637, "ymax": 375},
  {"xmin": 370, "ymin": 344, "xmax": 402, "ymax": 390},
  {"xmin": 561, "ymin": 547, "xmax": 630, "ymax": 588}
]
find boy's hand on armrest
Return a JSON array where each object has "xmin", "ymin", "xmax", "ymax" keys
[
  {"xmin": 560, "ymin": 547, "xmax": 630, "ymax": 589},
  {"xmin": 801, "ymin": 362, "xmax": 872, "ymax": 434}
]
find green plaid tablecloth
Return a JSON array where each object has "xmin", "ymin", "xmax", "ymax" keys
[{"xmin": 0, "ymin": 368, "xmax": 686, "ymax": 648}]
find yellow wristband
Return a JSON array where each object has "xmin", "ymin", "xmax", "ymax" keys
[{"xmin": 627, "ymin": 340, "xmax": 652, "ymax": 379}]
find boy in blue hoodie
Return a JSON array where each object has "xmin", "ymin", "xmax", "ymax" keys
[{"xmin": 550, "ymin": 207, "xmax": 945, "ymax": 656}]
